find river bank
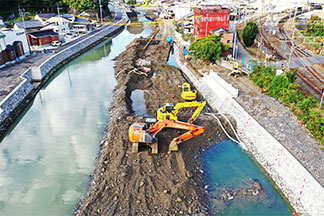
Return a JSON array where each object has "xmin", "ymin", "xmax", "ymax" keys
[
  {"xmin": 74, "ymin": 20, "xmax": 232, "ymax": 215},
  {"xmin": 0, "ymin": 15, "xmax": 128, "ymax": 140}
]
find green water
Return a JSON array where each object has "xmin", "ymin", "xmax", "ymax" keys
[
  {"xmin": 0, "ymin": 14, "xmax": 152, "ymax": 216},
  {"xmin": 201, "ymin": 140, "xmax": 291, "ymax": 215}
]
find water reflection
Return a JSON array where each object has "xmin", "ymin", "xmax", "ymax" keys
[
  {"xmin": 127, "ymin": 17, "xmax": 144, "ymax": 35},
  {"xmin": 0, "ymin": 14, "xmax": 152, "ymax": 215}
]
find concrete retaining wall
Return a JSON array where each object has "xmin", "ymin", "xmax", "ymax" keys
[
  {"xmin": 175, "ymin": 45, "xmax": 324, "ymax": 215},
  {"xmin": 0, "ymin": 16, "xmax": 128, "ymax": 137}
]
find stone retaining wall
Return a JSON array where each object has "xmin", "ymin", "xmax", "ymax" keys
[
  {"xmin": 175, "ymin": 45, "xmax": 324, "ymax": 215},
  {"xmin": 0, "ymin": 16, "xmax": 128, "ymax": 137}
]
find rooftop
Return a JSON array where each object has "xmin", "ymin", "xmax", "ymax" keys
[
  {"xmin": 15, "ymin": 19, "xmax": 43, "ymax": 29},
  {"xmin": 28, "ymin": 29, "xmax": 58, "ymax": 38},
  {"xmin": 36, "ymin": 13, "xmax": 56, "ymax": 19}
]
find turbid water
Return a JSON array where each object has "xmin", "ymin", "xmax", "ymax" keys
[
  {"xmin": 0, "ymin": 14, "xmax": 152, "ymax": 216},
  {"xmin": 201, "ymin": 140, "xmax": 291, "ymax": 215}
]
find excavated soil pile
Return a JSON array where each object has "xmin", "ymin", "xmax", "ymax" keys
[{"xmin": 75, "ymin": 23, "xmax": 228, "ymax": 215}]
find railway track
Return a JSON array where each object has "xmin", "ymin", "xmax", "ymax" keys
[
  {"xmin": 280, "ymin": 27, "xmax": 324, "ymax": 96},
  {"xmin": 259, "ymin": 17, "xmax": 323, "ymax": 97}
]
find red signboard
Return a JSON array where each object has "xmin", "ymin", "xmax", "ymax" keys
[{"xmin": 193, "ymin": 7, "xmax": 230, "ymax": 38}]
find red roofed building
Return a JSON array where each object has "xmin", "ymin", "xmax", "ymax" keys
[{"xmin": 193, "ymin": 5, "xmax": 230, "ymax": 39}]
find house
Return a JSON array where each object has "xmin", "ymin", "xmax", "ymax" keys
[
  {"xmin": 193, "ymin": 5, "xmax": 230, "ymax": 38},
  {"xmin": 27, "ymin": 29, "xmax": 59, "ymax": 47},
  {"xmin": 173, "ymin": 4, "xmax": 192, "ymax": 21},
  {"xmin": 220, "ymin": 32, "xmax": 233, "ymax": 56},
  {"xmin": 35, "ymin": 13, "xmax": 56, "ymax": 25},
  {"xmin": 211, "ymin": 27, "xmax": 227, "ymax": 36},
  {"xmin": 183, "ymin": 23, "xmax": 194, "ymax": 35},
  {"xmin": 14, "ymin": 19, "xmax": 44, "ymax": 32},
  {"xmin": 220, "ymin": 32, "xmax": 233, "ymax": 48},
  {"xmin": 73, "ymin": 17, "xmax": 91, "ymax": 33},
  {"xmin": 0, "ymin": 28, "xmax": 31, "ymax": 67},
  {"xmin": 45, "ymin": 15, "xmax": 73, "ymax": 34}
]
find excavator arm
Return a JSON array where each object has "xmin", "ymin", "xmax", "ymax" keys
[
  {"xmin": 173, "ymin": 101, "xmax": 206, "ymax": 123},
  {"xmin": 148, "ymin": 120, "xmax": 205, "ymax": 152}
]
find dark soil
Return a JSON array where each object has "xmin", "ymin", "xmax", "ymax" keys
[{"xmin": 75, "ymin": 21, "xmax": 228, "ymax": 215}]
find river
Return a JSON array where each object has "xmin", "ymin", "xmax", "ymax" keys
[{"xmin": 0, "ymin": 13, "xmax": 152, "ymax": 216}]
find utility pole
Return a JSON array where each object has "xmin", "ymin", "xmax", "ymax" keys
[
  {"xmin": 57, "ymin": 5, "xmax": 62, "ymax": 39},
  {"xmin": 19, "ymin": 6, "xmax": 27, "ymax": 32},
  {"xmin": 320, "ymin": 89, "xmax": 324, "ymax": 108},
  {"xmin": 205, "ymin": 14, "xmax": 208, "ymax": 37},
  {"xmin": 287, "ymin": 7, "xmax": 298, "ymax": 71},
  {"xmin": 99, "ymin": 0, "xmax": 103, "ymax": 23}
]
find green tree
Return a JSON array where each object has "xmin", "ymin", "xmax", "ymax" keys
[
  {"xmin": 189, "ymin": 35, "xmax": 226, "ymax": 62},
  {"xmin": 61, "ymin": 0, "xmax": 109, "ymax": 11},
  {"xmin": 242, "ymin": 21, "xmax": 258, "ymax": 47},
  {"xmin": 144, "ymin": 0, "xmax": 151, "ymax": 4},
  {"xmin": 127, "ymin": 0, "xmax": 136, "ymax": 5}
]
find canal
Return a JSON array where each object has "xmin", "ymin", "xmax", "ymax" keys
[
  {"xmin": 0, "ymin": 14, "xmax": 152, "ymax": 215},
  {"xmin": 201, "ymin": 140, "xmax": 291, "ymax": 215}
]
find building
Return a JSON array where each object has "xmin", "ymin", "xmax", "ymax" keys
[
  {"xmin": 35, "ymin": 13, "xmax": 56, "ymax": 25},
  {"xmin": 0, "ymin": 28, "xmax": 31, "ymax": 67},
  {"xmin": 14, "ymin": 19, "xmax": 44, "ymax": 32},
  {"xmin": 220, "ymin": 32, "xmax": 233, "ymax": 56},
  {"xmin": 73, "ymin": 17, "xmax": 91, "ymax": 33},
  {"xmin": 27, "ymin": 29, "xmax": 59, "ymax": 47},
  {"xmin": 193, "ymin": 5, "xmax": 230, "ymax": 38}
]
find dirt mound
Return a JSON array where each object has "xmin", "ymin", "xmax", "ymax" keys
[{"xmin": 75, "ymin": 22, "xmax": 227, "ymax": 215}]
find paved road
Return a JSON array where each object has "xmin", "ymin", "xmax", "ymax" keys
[{"xmin": 0, "ymin": 10, "xmax": 125, "ymax": 102}]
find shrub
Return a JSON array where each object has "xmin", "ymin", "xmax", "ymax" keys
[
  {"xmin": 242, "ymin": 21, "xmax": 259, "ymax": 47},
  {"xmin": 249, "ymin": 63, "xmax": 324, "ymax": 145}
]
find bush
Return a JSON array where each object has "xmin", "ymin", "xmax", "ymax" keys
[
  {"xmin": 189, "ymin": 35, "xmax": 226, "ymax": 62},
  {"xmin": 249, "ymin": 62, "xmax": 324, "ymax": 145},
  {"xmin": 242, "ymin": 21, "xmax": 259, "ymax": 47}
]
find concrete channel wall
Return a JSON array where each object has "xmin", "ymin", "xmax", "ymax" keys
[
  {"xmin": 0, "ymin": 15, "xmax": 128, "ymax": 136},
  {"xmin": 175, "ymin": 45, "xmax": 324, "ymax": 215}
]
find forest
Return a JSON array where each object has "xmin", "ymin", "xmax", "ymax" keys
[{"xmin": 0, "ymin": 0, "xmax": 109, "ymax": 19}]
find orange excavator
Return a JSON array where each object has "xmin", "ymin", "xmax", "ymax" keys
[{"xmin": 129, "ymin": 118, "xmax": 205, "ymax": 154}]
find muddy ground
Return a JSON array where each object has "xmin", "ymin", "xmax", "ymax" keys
[{"xmin": 75, "ymin": 21, "xmax": 229, "ymax": 215}]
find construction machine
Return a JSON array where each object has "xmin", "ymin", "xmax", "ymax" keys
[
  {"xmin": 157, "ymin": 101, "xmax": 206, "ymax": 123},
  {"xmin": 178, "ymin": 83, "xmax": 197, "ymax": 101},
  {"xmin": 129, "ymin": 118, "xmax": 205, "ymax": 154},
  {"xmin": 230, "ymin": 61, "xmax": 247, "ymax": 77}
]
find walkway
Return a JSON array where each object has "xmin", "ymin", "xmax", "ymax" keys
[{"xmin": 0, "ymin": 11, "xmax": 124, "ymax": 102}]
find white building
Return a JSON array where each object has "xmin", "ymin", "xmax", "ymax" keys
[{"xmin": 0, "ymin": 28, "xmax": 30, "ymax": 67}]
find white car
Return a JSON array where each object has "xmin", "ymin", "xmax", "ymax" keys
[
  {"xmin": 65, "ymin": 32, "xmax": 77, "ymax": 39},
  {"xmin": 51, "ymin": 41, "xmax": 62, "ymax": 47}
]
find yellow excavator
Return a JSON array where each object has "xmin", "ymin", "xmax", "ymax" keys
[
  {"xmin": 230, "ymin": 61, "xmax": 246, "ymax": 76},
  {"xmin": 178, "ymin": 83, "xmax": 197, "ymax": 101},
  {"xmin": 157, "ymin": 101, "xmax": 206, "ymax": 124}
]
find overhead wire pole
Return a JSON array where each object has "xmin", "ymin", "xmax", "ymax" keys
[
  {"xmin": 99, "ymin": 0, "xmax": 103, "ymax": 23},
  {"xmin": 287, "ymin": 6, "xmax": 298, "ymax": 71}
]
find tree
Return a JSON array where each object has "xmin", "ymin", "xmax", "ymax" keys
[
  {"xmin": 127, "ymin": 0, "xmax": 136, "ymax": 5},
  {"xmin": 189, "ymin": 35, "xmax": 225, "ymax": 62},
  {"xmin": 61, "ymin": 0, "xmax": 109, "ymax": 11},
  {"xmin": 242, "ymin": 21, "xmax": 258, "ymax": 47}
]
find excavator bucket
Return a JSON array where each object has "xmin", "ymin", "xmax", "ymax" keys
[
  {"xmin": 151, "ymin": 140, "xmax": 158, "ymax": 154},
  {"xmin": 132, "ymin": 142, "xmax": 139, "ymax": 153},
  {"xmin": 169, "ymin": 140, "xmax": 179, "ymax": 152}
]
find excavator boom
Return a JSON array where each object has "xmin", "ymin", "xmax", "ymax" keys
[
  {"xmin": 157, "ymin": 101, "xmax": 206, "ymax": 123},
  {"xmin": 148, "ymin": 120, "xmax": 205, "ymax": 151},
  {"xmin": 129, "ymin": 119, "xmax": 205, "ymax": 153}
]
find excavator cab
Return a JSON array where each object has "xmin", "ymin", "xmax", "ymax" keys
[{"xmin": 178, "ymin": 83, "xmax": 197, "ymax": 101}]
